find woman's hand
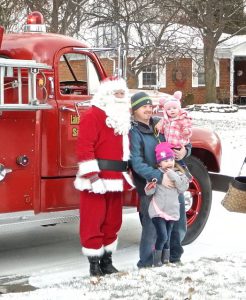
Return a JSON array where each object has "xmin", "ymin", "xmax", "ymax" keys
[{"xmin": 173, "ymin": 145, "xmax": 187, "ymax": 161}]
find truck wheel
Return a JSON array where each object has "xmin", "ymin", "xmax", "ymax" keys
[{"xmin": 182, "ymin": 155, "xmax": 212, "ymax": 245}]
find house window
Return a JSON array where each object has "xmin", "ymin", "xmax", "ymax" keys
[
  {"xmin": 138, "ymin": 65, "xmax": 166, "ymax": 88},
  {"xmin": 197, "ymin": 59, "xmax": 205, "ymax": 86},
  {"xmin": 192, "ymin": 57, "xmax": 220, "ymax": 87},
  {"xmin": 142, "ymin": 65, "xmax": 157, "ymax": 86}
]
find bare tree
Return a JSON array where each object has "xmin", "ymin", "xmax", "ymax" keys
[
  {"xmin": 173, "ymin": 0, "xmax": 246, "ymax": 103},
  {"xmin": 0, "ymin": 0, "xmax": 90, "ymax": 36},
  {"xmin": 3, "ymin": 0, "xmax": 245, "ymax": 102},
  {"xmin": 83, "ymin": 0, "xmax": 194, "ymax": 88},
  {"xmin": 22, "ymin": 0, "xmax": 89, "ymax": 35},
  {"xmin": 0, "ymin": 0, "xmax": 26, "ymax": 32}
]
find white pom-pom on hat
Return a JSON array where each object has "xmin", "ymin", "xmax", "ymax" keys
[{"xmin": 173, "ymin": 91, "xmax": 182, "ymax": 101}]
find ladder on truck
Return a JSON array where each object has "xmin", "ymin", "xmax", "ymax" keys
[{"xmin": 0, "ymin": 58, "xmax": 52, "ymax": 111}]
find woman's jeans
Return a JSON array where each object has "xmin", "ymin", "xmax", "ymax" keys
[
  {"xmin": 152, "ymin": 217, "xmax": 174, "ymax": 251},
  {"xmin": 137, "ymin": 194, "xmax": 187, "ymax": 268}
]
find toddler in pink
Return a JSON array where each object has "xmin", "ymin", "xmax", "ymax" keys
[{"xmin": 156, "ymin": 91, "xmax": 192, "ymax": 149}]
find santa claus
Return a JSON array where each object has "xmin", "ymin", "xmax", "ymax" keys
[{"xmin": 74, "ymin": 77, "xmax": 133, "ymax": 277}]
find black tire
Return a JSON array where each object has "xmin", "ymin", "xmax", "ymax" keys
[{"xmin": 182, "ymin": 155, "xmax": 212, "ymax": 245}]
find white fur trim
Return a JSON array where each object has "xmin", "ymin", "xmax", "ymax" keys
[
  {"xmin": 82, "ymin": 246, "xmax": 104, "ymax": 257},
  {"xmin": 104, "ymin": 239, "xmax": 118, "ymax": 253},
  {"xmin": 74, "ymin": 177, "xmax": 123, "ymax": 192},
  {"xmin": 122, "ymin": 172, "xmax": 135, "ymax": 189},
  {"xmin": 122, "ymin": 134, "xmax": 130, "ymax": 160},
  {"xmin": 77, "ymin": 160, "xmax": 99, "ymax": 176},
  {"xmin": 98, "ymin": 78, "xmax": 128, "ymax": 96},
  {"xmin": 104, "ymin": 179, "xmax": 123, "ymax": 191}
]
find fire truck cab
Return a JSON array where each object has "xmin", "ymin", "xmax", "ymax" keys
[{"xmin": 0, "ymin": 12, "xmax": 223, "ymax": 244}]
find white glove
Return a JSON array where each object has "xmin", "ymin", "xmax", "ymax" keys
[{"xmin": 91, "ymin": 178, "xmax": 106, "ymax": 194}]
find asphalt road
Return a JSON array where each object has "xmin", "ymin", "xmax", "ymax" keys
[{"xmin": 0, "ymin": 210, "xmax": 141, "ymax": 293}]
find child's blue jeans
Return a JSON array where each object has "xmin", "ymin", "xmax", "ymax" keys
[
  {"xmin": 152, "ymin": 217, "xmax": 174, "ymax": 250},
  {"xmin": 137, "ymin": 193, "xmax": 186, "ymax": 268}
]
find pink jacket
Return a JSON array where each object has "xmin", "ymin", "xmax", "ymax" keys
[{"xmin": 160, "ymin": 109, "xmax": 192, "ymax": 147}]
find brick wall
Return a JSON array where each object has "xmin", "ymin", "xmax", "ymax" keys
[
  {"xmin": 58, "ymin": 56, "xmax": 231, "ymax": 104},
  {"xmin": 158, "ymin": 58, "xmax": 230, "ymax": 104},
  {"xmin": 217, "ymin": 59, "xmax": 230, "ymax": 103},
  {"xmin": 59, "ymin": 60, "xmax": 87, "ymax": 81}
]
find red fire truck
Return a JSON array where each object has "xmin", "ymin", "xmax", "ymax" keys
[{"xmin": 0, "ymin": 12, "xmax": 225, "ymax": 245}]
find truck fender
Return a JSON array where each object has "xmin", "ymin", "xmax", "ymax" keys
[{"xmin": 191, "ymin": 127, "xmax": 222, "ymax": 173}]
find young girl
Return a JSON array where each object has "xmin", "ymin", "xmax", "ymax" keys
[
  {"xmin": 155, "ymin": 91, "xmax": 192, "ymax": 179},
  {"xmin": 156, "ymin": 91, "xmax": 192, "ymax": 149},
  {"xmin": 146, "ymin": 142, "xmax": 189, "ymax": 267}
]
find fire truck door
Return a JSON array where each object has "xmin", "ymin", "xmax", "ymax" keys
[
  {"xmin": 0, "ymin": 111, "xmax": 38, "ymax": 213},
  {"xmin": 57, "ymin": 52, "xmax": 100, "ymax": 175}
]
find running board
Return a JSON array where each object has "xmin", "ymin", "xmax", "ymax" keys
[
  {"xmin": 209, "ymin": 173, "xmax": 233, "ymax": 192},
  {"xmin": 0, "ymin": 207, "xmax": 137, "ymax": 230},
  {"xmin": 0, "ymin": 210, "xmax": 80, "ymax": 231}
]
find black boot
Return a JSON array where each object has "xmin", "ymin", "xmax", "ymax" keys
[
  {"xmin": 100, "ymin": 251, "xmax": 118, "ymax": 275},
  {"xmin": 88, "ymin": 256, "xmax": 104, "ymax": 277}
]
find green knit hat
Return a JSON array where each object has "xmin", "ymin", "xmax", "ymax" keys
[{"xmin": 131, "ymin": 92, "xmax": 152, "ymax": 111}]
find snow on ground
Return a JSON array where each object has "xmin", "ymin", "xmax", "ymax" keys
[
  {"xmin": 2, "ymin": 255, "xmax": 246, "ymax": 300},
  {"xmin": 190, "ymin": 106, "xmax": 246, "ymax": 177},
  {"xmin": 0, "ymin": 108, "xmax": 246, "ymax": 300}
]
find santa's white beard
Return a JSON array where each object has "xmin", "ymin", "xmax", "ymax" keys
[{"xmin": 105, "ymin": 98, "xmax": 131, "ymax": 135}]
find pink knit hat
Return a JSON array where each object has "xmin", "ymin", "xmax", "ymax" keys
[
  {"xmin": 155, "ymin": 142, "xmax": 175, "ymax": 163},
  {"xmin": 159, "ymin": 91, "xmax": 182, "ymax": 109}
]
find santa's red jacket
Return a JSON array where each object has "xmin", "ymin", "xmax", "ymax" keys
[{"xmin": 74, "ymin": 106, "xmax": 133, "ymax": 192}]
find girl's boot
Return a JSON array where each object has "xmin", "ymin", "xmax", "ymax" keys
[
  {"xmin": 161, "ymin": 248, "xmax": 170, "ymax": 264},
  {"xmin": 152, "ymin": 250, "xmax": 163, "ymax": 267}
]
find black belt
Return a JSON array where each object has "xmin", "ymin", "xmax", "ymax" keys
[{"xmin": 98, "ymin": 159, "xmax": 129, "ymax": 172}]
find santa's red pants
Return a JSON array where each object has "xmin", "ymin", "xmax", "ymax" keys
[{"xmin": 79, "ymin": 191, "xmax": 123, "ymax": 251}]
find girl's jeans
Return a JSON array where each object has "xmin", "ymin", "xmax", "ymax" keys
[
  {"xmin": 152, "ymin": 217, "xmax": 174, "ymax": 251},
  {"xmin": 137, "ymin": 194, "xmax": 186, "ymax": 268}
]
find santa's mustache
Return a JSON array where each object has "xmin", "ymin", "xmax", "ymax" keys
[{"xmin": 114, "ymin": 96, "xmax": 130, "ymax": 104}]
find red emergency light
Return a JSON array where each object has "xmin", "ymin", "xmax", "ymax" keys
[
  {"xmin": 27, "ymin": 11, "xmax": 44, "ymax": 25},
  {"xmin": 24, "ymin": 11, "xmax": 46, "ymax": 33}
]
